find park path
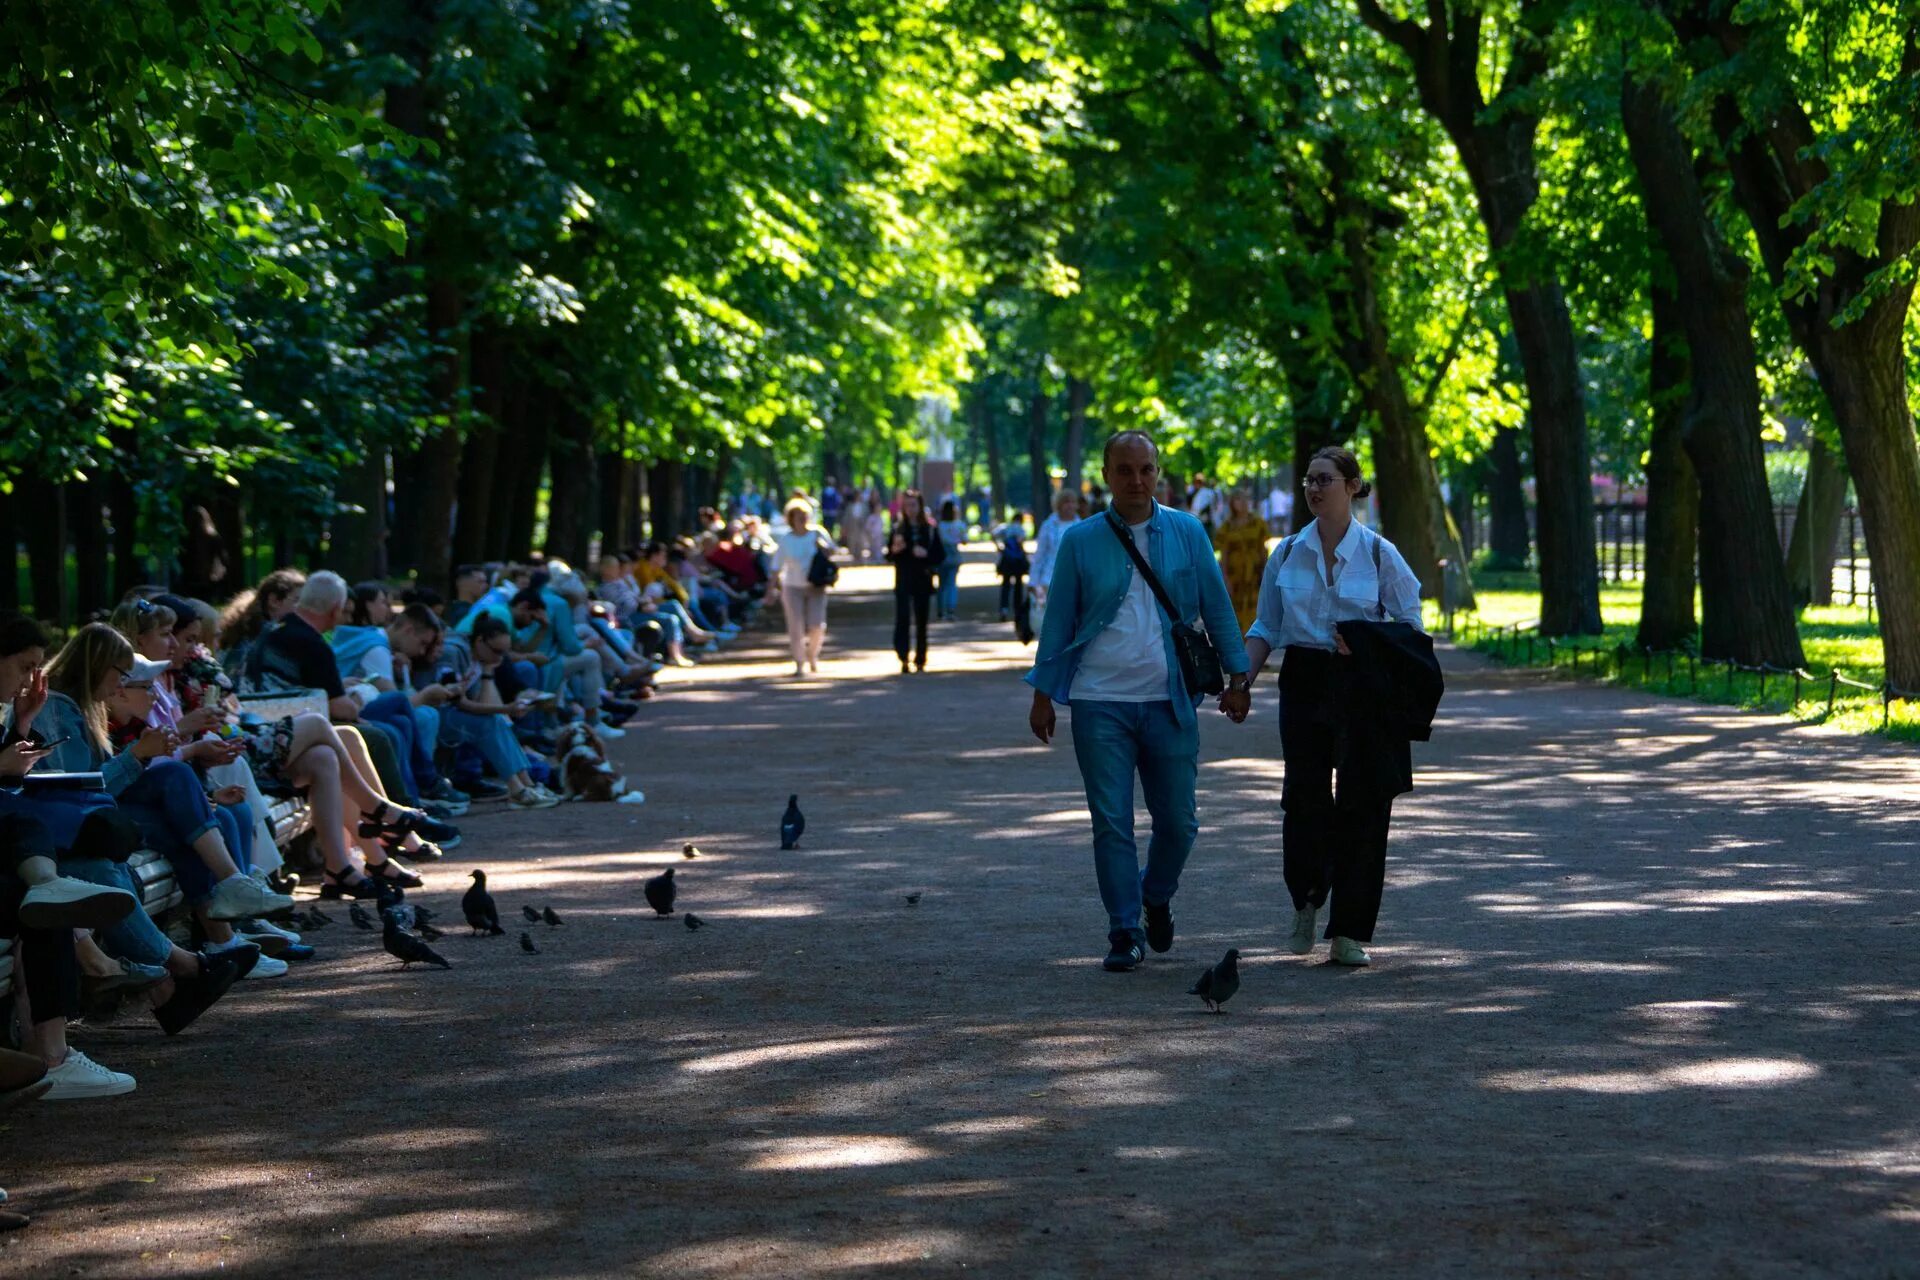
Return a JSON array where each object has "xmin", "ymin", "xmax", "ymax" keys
[{"xmin": 6, "ymin": 561, "xmax": 1918, "ymax": 1278}]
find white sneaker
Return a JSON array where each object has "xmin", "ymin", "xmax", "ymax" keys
[
  {"xmin": 18, "ymin": 878, "xmax": 137, "ymax": 931},
  {"xmin": 1329, "ymin": 937, "xmax": 1371, "ymax": 967},
  {"xmin": 205, "ymin": 876, "xmax": 295, "ymax": 922},
  {"xmin": 236, "ymin": 917, "xmax": 302, "ymax": 944},
  {"xmin": 594, "ymin": 724, "xmax": 627, "ymax": 740},
  {"xmin": 41, "ymin": 1049, "xmax": 136, "ymax": 1100},
  {"xmin": 510, "ymin": 785, "xmax": 561, "ymax": 810},
  {"xmin": 240, "ymin": 954, "xmax": 289, "ymax": 980},
  {"xmin": 1288, "ymin": 905, "xmax": 1321, "ymax": 955}
]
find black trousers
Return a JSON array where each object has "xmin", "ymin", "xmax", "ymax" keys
[
  {"xmin": 893, "ymin": 589, "xmax": 932, "ymax": 666},
  {"xmin": 999, "ymin": 571, "xmax": 1025, "ymax": 613},
  {"xmin": 0, "ymin": 814, "xmax": 80, "ymax": 1029},
  {"xmin": 1279, "ymin": 648, "xmax": 1393, "ymax": 943}
]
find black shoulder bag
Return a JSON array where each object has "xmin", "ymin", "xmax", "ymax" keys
[
  {"xmin": 806, "ymin": 535, "xmax": 839, "ymax": 589},
  {"xmin": 1107, "ymin": 516, "xmax": 1226, "ymax": 696}
]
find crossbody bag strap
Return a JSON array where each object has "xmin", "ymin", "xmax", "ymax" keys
[{"xmin": 1106, "ymin": 514, "xmax": 1183, "ymax": 624}]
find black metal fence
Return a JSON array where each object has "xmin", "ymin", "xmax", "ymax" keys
[{"xmin": 1463, "ymin": 500, "xmax": 1876, "ymax": 607}]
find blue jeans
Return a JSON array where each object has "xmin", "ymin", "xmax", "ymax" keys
[
  {"xmin": 438, "ymin": 708, "xmax": 529, "ymax": 781},
  {"xmin": 936, "ymin": 563, "xmax": 960, "ymax": 616},
  {"xmin": 61, "ymin": 857, "xmax": 175, "ymax": 967},
  {"xmin": 117, "ymin": 759, "xmax": 227, "ymax": 905},
  {"xmin": 1068, "ymin": 700, "xmax": 1200, "ymax": 944},
  {"xmin": 362, "ymin": 691, "xmax": 440, "ymax": 795}
]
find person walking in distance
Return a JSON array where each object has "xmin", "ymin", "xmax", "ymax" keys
[
  {"xmin": 1212, "ymin": 489, "xmax": 1270, "ymax": 633},
  {"xmin": 1227, "ymin": 447, "xmax": 1426, "ymax": 967},
  {"xmin": 772, "ymin": 500, "xmax": 838, "ymax": 678},
  {"xmin": 885, "ymin": 490, "xmax": 944, "ymax": 675},
  {"xmin": 1028, "ymin": 487, "xmax": 1082, "ymax": 640},
  {"xmin": 1026, "ymin": 431, "xmax": 1251, "ymax": 972},
  {"xmin": 934, "ymin": 499, "xmax": 969, "ymax": 621}
]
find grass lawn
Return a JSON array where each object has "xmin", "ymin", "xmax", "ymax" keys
[{"xmin": 1437, "ymin": 568, "xmax": 1920, "ymax": 743}]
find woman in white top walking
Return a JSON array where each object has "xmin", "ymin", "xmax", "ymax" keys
[
  {"xmin": 771, "ymin": 499, "xmax": 839, "ymax": 678},
  {"xmin": 1229, "ymin": 446, "xmax": 1424, "ymax": 967}
]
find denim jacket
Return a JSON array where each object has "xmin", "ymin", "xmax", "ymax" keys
[
  {"xmin": 1024, "ymin": 501, "xmax": 1250, "ymax": 729},
  {"xmin": 30, "ymin": 692, "xmax": 145, "ymax": 795}
]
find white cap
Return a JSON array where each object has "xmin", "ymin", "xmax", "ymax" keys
[{"xmin": 127, "ymin": 655, "xmax": 170, "ymax": 684}]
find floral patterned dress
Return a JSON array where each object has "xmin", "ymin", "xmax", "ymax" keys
[{"xmin": 1213, "ymin": 514, "xmax": 1271, "ymax": 634}]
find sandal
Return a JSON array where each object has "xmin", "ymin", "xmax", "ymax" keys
[
  {"xmin": 365, "ymin": 858, "xmax": 423, "ymax": 889},
  {"xmin": 318, "ymin": 866, "xmax": 382, "ymax": 901}
]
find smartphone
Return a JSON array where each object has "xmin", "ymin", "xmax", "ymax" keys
[
  {"xmin": 438, "ymin": 668, "xmax": 459, "ymax": 686},
  {"xmin": 30, "ymin": 735, "xmax": 69, "ymax": 751}
]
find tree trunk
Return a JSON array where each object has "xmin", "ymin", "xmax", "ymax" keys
[
  {"xmin": 647, "ymin": 458, "xmax": 687, "ymax": 539},
  {"xmin": 70, "ymin": 479, "xmax": 111, "ymax": 618},
  {"xmin": 1356, "ymin": 1, "xmax": 1601, "ymax": 633},
  {"xmin": 1026, "ymin": 381, "xmax": 1051, "ymax": 522},
  {"xmin": 1486, "ymin": 428, "xmax": 1530, "ymax": 569},
  {"xmin": 544, "ymin": 403, "xmax": 597, "ymax": 564},
  {"xmin": 406, "ymin": 278, "xmax": 465, "ymax": 588},
  {"xmin": 1063, "ymin": 376, "xmax": 1090, "ymax": 498},
  {"xmin": 1785, "ymin": 437, "xmax": 1846, "ymax": 607},
  {"xmin": 107, "ymin": 471, "xmax": 141, "ymax": 599},
  {"xmin": 980, "ymin": 394, "xmax": 1005, "ymax": 525},
  {"xmin": 21, "ymin": 483, "xmax": 68, "ymax": 623},
  {"xmin": 454, "ymin": 331, "xmax": 507, "ymax": 569},
  {"xmin": 503, "ymin": 413, "xmax": 543, "ymax": 563},
  {"xmin": 1636, "ymin": 278, "xmax": 1699, "ymax": 650},
  {"xmin": 0, "ymin": 488, "xmax": 17, "ymax": 611},
  {"xmin": 1621, "ymin": 76, "xmax": 1801, "ymax": 665},
  {"xmin": 328, "ymin": 451, "xmax": 388, "ymax": 580}
]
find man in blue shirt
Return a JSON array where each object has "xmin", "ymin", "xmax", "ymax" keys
[{"xmin": 1026, "ymin": 431, "xmax": 1252, "ymax": 971}]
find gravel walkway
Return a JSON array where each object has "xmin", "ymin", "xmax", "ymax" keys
[{"xmin": 6, "ymin": 563, "xmax": 1917, "ymax": 1278}]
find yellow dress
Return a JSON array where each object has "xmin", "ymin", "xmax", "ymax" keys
[{"xmin": 1213, "ymin": 515, "xmax": 1270, "ymax": 633}]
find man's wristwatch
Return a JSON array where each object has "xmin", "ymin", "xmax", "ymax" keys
[{"xmin": 1227, "ymin": 674, "xmax": 1251, "ymax": 692}]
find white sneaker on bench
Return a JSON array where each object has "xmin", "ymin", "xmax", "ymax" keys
[
  {"xmin": 205, "ymin": 876, "xmax": 295, "ymax": 922},
  {"xmin": 41, "ymin": 1050, "xmax": 136, "ymax": 1101}
]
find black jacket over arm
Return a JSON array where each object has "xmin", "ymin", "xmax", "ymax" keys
[{"xmin": 1332, "ymin": 620, "xmax": 1445, "ymax": 801}]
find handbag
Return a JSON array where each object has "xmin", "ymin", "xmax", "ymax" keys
[
  {"xmin": 1106, "ymin": 515, "xmax": 1226, "ymax": 696},
  {"xmin": 806, "ymin": 541, "xmax": 840, "ymax": 589}
]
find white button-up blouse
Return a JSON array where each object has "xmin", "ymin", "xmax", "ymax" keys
[{"xmin": 1246, "ymin": 517, "xmax": 1424, "ymax": 652}]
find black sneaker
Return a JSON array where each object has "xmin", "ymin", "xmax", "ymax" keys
[
  {"xmin": 1143, "ymin": 900, "xmax": 1174, "ymax": 953},
  {"xmin": 1103, "ymin": 933, "xmax": 1145, "ymax": 972},
  {"xmin": 460, "ymin": 777, "xmax": 510, "ymax": 800}
]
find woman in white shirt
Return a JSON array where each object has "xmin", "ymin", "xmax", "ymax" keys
[
  {"xmin": 1235, "ymin": 446, "xmax": 1424, "ymax": 968},
  {"xmin": 771, "ymin": 500, "xmax": 839, "ymax": 677}
]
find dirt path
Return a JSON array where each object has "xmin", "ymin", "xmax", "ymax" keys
[{"xmin": 7, "ymin": 562, "xmax": 1918, "ymax": 1278}]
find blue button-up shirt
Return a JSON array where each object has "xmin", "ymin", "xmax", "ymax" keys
[{"xmin": 1025, "ymin": 501, "xmax": 1250, "ymax": 730}]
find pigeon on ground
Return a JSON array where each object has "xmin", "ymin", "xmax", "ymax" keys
[
  {"xmin": 349, "ymin": 903, "xmax": 376, "ymax": 931},
  {"xmin": 375, "ymin": 879, "xmax": 405, "ymax": 908},
  {"xmin": 542, "ymin": 906, "xmax": 563, "ymax": 927},
  {"xmin": 682, "ymin": 843, "xmax": 701, "ymax": 860},
  {"xmin": 307, "ymin": 906, "xmax": 334, "ymax": 928},
  {"xmin": 520, "ymin": 931, "xmax": 539, "ymax": 954},
  {"xmin": 463, "ymin": 869, "xmax": 504, "ymax": 936},
  {"xmin": 644, "ymin": 868, "xmax": 676, "ymax": 916},
  {"xmin": 382, "ymin": 920, "xmax": 451, "ymax": 970},
  {"xmin": 1187, "ymin": 949, "xmax": 1241, "ymax": 1014},
  {"xmin": 412, "ymin": 905, "xmax": 436, "ymax": 927},
  {"xmin": 904, "ymin": 893, "xmax": 922, "ymax": 906},
  {"xmin": 380, "ymin": 903, "xmax": 417, "ymax": 931},
  {"xmin": 684, "ymin": 913, "xmax": 706, "ymax": 931},
  {"xmin": 417, "ymin": 921, "xmax": 444, "ymax": 943},
  {"xmin": 780, "ymin": 795, "xmax": 805, "ymax": 850},
  {"xmin": 522, "ymin": 905, "xmax": 541, "ymax": 924}
]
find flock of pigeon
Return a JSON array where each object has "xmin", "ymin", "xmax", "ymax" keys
[
  {"xmin": 304, "ymin": 796, "xmax": 812, "ymax": 973},
  {"xmin": 327, "ymin": 789, "xmax": 1243, "ymax": 1014}
]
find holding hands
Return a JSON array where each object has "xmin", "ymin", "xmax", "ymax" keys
[{"xmin": 1217, "ymin": 684, "xmax": 1251, "ymax": 723}]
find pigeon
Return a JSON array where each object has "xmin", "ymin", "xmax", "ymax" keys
[
  {"xmin": 412, "ymin": 905, "xmax": 436, "ymax": 927},
  {"xmin": 307, "ymin": 906, "xmax": 334, "ymax": 928},
  {"xmin": 463, "ymin": 869, "xmax": 504, "ymax": 935},
  {"xmin": 520, "ymin": 931, "xmax": 539, "ymax": 954},
  {"xmin": 644, "ymin": 868, "xmax": 676, "ymax": 916},
  {"xmin": 375, "ymin": 879, "xmax": 405, "ymax": 908},
  {"xmin": 522, "ymin": 905, "xmax": 541, "ymax": 924},
  {"xmin": 684, "ymin": 913, "xmax": 706, "ymax": 931},
  {"xmin": 382, "ymin": 920, "xmax": 451, "ymax": 970},
  {"xmin": 542, "ymin": 906, "xmax": 563, "ymax": 927},
  {"xmin": 682, "ymin": 843, "xmax": 701, "ymax": 860},
  {"xmin": 1187, "ymin": 948, "xmax": 1241, "ymax": 1014},
  {"xmin": 904, "ymin": 892, "xmax": 922, "ymax": 906},
  {"xmin": 349, "ymin": 903, "xmax": 376, "ymax": 931},
  {"xmin": 416, "ymin": 921, "xmax": 444, "ymax": 943},
  {"xmin": 381, "ymin": 903, "xmax": 417, "ymax": 931},
  {"xmin": 780, "ymin": 795, "xmax": 805, "ymax": 850}
]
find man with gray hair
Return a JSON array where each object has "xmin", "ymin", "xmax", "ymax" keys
[{"xmin": 1026, "ymin": 430, "xmax": 1250, "ymax": 971}]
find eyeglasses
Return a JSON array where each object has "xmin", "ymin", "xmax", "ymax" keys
[
  {"xmin": 114, "ymin": 665, "xmax": 133, "ymax": 680},
  {"xmin": 1302, "ymin": 474, "xmax": 1346, "ymax": 490},
  {"xmin": 122, "ymin": 681, "xmax": 153, "ymax": 692}
]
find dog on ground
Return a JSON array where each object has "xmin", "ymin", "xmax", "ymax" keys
[{"xmin": 555, "ymin": 722, "xmax": 645, "ymax": 805}]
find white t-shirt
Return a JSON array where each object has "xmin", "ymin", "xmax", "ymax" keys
[
  {"xmin": 1070, "ymin": 518, "xmax": 1169, "ymax": 702},
  {"xmin": 1189, "ymin": 486, "xmax": 1220, "ymax": 526},
  {"xmin": 773, "ymin": 529, "xmax": 832, "ymax": 589}
]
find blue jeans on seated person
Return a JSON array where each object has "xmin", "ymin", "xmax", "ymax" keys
[
  {"xmin": 361, "ymin": 691, "xmax": 440, "ymax": 796},
  {"xmin": 1067, "ymin": 699, "xmax": 1200, "ymax": 945},
  {"xmin": 438, "ymin": 708, "xmax": 529, "ymax": 781},
  {"xmin": 59, "ymin": 857, "xmax": 175, "ymax": 968},
  {"xmin": 116, "ymin": 759, "xmax": 226, "ymax": 905}
]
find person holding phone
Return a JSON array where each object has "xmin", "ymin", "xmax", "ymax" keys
[
  {"xmin": 414, "ymin": 613, "xmax": 561, "ymax": 810},
  {"xmin": 885, "ymin": 489, "xmax": 945, "ymax": 675}
]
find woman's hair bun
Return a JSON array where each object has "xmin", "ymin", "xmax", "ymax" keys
[{"xmin": 1354, "ymin": 482, "xmax": 1373, "ymax": 499}]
